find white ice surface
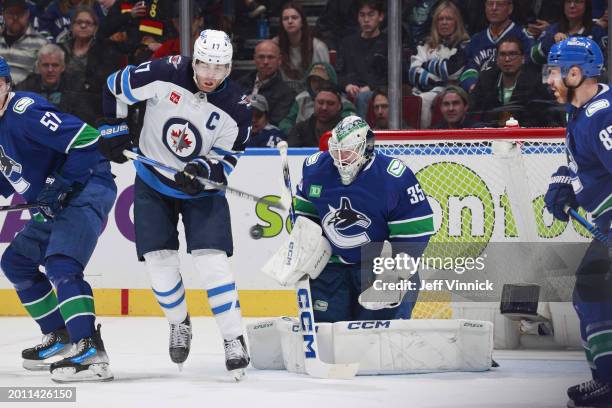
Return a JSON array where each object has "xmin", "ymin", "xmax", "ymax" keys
[{"xmin": 0, "ymin": 317, "xmax": 589, "ymax": 408}]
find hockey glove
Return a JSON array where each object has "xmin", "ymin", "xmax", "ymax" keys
[
  {"xmin": 174, "ymin": 158, "xmax": 213, "ymax": 195},
  {"xmin": 36, "ymin": 173, "xmax": 74, "ymax": 220},
  {"xmin": 544, "ymin": 166, "xmax": 578, "ymax": 222},
  {"xmin": 96, "ymin": 117, "xmax": 133, "ymax": 164}
]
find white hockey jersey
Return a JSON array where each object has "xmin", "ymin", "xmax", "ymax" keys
[{"xmin": 103, "ymin": 55, "xmax": 252, "ymax": 199}]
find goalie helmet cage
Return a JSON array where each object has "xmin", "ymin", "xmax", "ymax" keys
[{"xmin": 333, "ymin": 127, "xmax": 585, "ymax": 320}]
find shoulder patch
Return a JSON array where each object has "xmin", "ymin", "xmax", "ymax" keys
[
  {"xmin": 167, "ymin": 55, "xmax": 182, "ymax": 69},
  {"xmin": 12, "ymin": 97, "xmax": 34, "ymax": 114},
  {"xmin": 586, "ymin": 99, "xmax": 610, "ymax": 117},
  {"xmin": 305, "ymin": 151, "xmax": 323, "ymax": 166},
  {"xmin": 387, "ymin": 158, "xmax": 406, "ymax": 177}
]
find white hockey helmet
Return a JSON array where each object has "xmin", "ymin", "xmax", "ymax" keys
[
  {"xmin": 192, "ymin": 29, "xmax": 233, "ymax": 91},
  {"xmin": 328, "ymin": 116, "xmax": 375, "ymax": 185}
]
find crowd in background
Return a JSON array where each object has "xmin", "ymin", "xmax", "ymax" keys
[{"xmin": 0, "ymin": 0, "xmax": 607, "ymax": 148}]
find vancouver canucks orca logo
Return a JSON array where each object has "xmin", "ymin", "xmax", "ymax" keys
[
  {"xmin": 0, "ymin": 145, "xmax": 28, "ymax": 194},
  {"xmin": 321, "ymin": 197, "xmax": 372, "ymax": 248},
  {"xmin": 162, "ymin": 117, "xmax": 203, "ymax": 161}
]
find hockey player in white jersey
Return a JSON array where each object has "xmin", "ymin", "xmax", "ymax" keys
[
  {"xmin": 544, "ymin": 37, "xmax": 612, "ymax": 407},
  {"xmin": 98, "ymin": 30, "xmax": 251, "ymax": 379}
]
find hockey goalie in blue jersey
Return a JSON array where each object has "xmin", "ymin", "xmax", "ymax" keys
[
  {"xmin": 99, "ymin": 29, "xmax": 250, "ymax": 379},
  {"xmin": 264, "ymin": 116, "xmax": 435, "ymax": 322},
  {"xmin": 544, "ymin": 37, "xmax": 612, "ymax": 408},
  {"xmin": 0, "ymin": 58, "xmax": 117, "ymax": 382}
]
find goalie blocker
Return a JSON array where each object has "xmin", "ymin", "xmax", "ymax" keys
[{"xmin": 247, "ymin": 317, "xmax": 494, "ymax": 375}]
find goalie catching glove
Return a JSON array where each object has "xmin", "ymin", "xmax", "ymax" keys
[
  {"xmin": 358, "ymin": 252, "xmax": 416, "ymax": 310},
  {"xmin": 261, "ymin": 217, "xmax": 332, "ymax": 286}
]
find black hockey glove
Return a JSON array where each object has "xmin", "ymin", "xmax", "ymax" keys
[
  {"xmin": 96, "ymin": 117, "xmax": 133, "ymax": 164},
  {"xmin": 544, "ymin": 166, "xmax": 578, "ymax": 222},
  {"xmin": 36, "ymin": 173, "xmax": 74, "ymax": 220},
  {"xmin": 174, "ymin": 159, "xmax": 212, "ymax": 195}
]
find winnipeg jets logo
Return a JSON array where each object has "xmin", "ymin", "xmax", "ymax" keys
[
  {"xmin": 0, "ymin": 145, "xmax": 29, "ymax": 194},
  {"xmin": 162, "ymin": 118, "xmax": 202, "ymax": 160},
  {"xmin": 321, "ymin": 197, "xmax": 372, "ymax": 248}
]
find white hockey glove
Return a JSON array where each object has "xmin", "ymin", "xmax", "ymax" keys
[
  {"xmin": 261, "ymin": 217, "xmax": 332, "ymax": 286},
  {"xmin": 358, "ymin": 252, "xmax": 416, "ymax": 310}
]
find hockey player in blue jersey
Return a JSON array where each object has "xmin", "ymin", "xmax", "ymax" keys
[
  {"xmin": 544, "ymin": 37, "xmax": 612, "ymax": 407},
  {"xmin": 0, "ymin": 58, "xmax": 117, "ymax": 382},
  {"xmin": 265, "ymin": 116, "xmax": 435, "ymax": 321},
  {"xmin": 98, "ymin": 29, "xmax": 251, "ymax": 379}
]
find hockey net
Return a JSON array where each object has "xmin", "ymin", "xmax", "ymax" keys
[{"xmin": 371, "ymin": 128, "xmax": 574, "ymax": 319}]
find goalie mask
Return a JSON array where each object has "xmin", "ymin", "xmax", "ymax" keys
[
  {"xmin": 328, "ymin": 116, "xmax": 375, "ymax": 185},
  {"xmin": 192, "ymin": 29, "xmax": 233, "ymax": 92}
]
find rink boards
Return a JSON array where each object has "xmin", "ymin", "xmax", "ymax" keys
[{"xmin": 0, "ymin": 143, "xmax": 589, "ymax": 317}]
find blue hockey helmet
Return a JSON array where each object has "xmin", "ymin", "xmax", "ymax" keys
[{"xmin": 547, "ymin": 36, "xmax": 603, "ymax": 79}]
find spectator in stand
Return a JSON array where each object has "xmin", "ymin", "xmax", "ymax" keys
[
  {"xmin": 370, "ymin": 87, "xmax": 389, "ymax": 129},
  {"xmin": 408, "ymin": 0, "xmax": 469, "ymax": 129},
  {"xmin": 530, "ymin": 0, "xmax": 606, "ymax": 66},
  {"xmin": 57, "ymin": 6, "xmax": 121, "ymax": 120},
  {"xmin": 459, "ymin": 0, "xmax": 534, "ymax": 92},
  {"xmin": 404, "ymin": 0, "xmax": 437, "ymax": 51},
  {"xmin": 469, "ymin": 37, "xmax": 561, "ymax": 127},
  {"xmin": 315, "ymin": 0, "xmax": 360, "ymax": 51},
  {"xmin": 431, "ymin": 85, "xmax": 476, "ymax": 129},
  {"xmin": 272, "ymin": 2, "xmax": 329, "ymax": 94},
  {"xmin": 279, "ymin": 62, "xmax": 356, "ymax": 135},
  {"xmin": 151, "ymin": 3, "xmax": 204, "ymax": 59},
  {"xmin": 15, "ymin": 43, "xmax": 98, "ymax": 124},
  {"xmin": 336, "ymin": 0, "xmax": 387, "ymax": 119},
  {"xmin": 287, "ymin": 83, "xmax": 343, "ymax": 147},
  {"xmin": 0, "ymin": 0, "xmax": 48, "ymax": 85},
  {"xmin": 246, "ymin": 94, "xmax": 286, "ymax": 148},
  {"xmin": 38, "ymin": 0, "xmax": 103, "ymax": 42},
  {"xmin": 238, "ymin": 40, "xmax": 296, "ymax": 126}
]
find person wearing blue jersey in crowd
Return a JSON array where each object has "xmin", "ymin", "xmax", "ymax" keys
[
  {"xmin": 544, "ymin": 37, "xmax": 612, "ymax": 407},
  {"xmin": 0, "ymin": 57, "xmax": 117, "ymax": 382},
  {"xmin": 98, "ymin": 29, "xmax": 251, "ymax": 379},
  {"xmin": 286, "ymin": 116, "xmax": 435, "ymax": 322}
]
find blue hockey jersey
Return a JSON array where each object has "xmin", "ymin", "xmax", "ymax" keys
[
  {"xmin": 566, "ymin": 84, "xmax": 612, "ymax": 228},
  {"xmin": 0, "ymin": 91, "xmax": 101, "ymax": 202},
  {"xmin": 103, "ymin": 55, "xmax": 252, "ymax": 199},
  {"xmin": 295, "ymin": 152, "xmax": 435, "ymax": 264},
  {"xmin": 460, "ymin": 21, "xmax": 534, "ymax": 90}
]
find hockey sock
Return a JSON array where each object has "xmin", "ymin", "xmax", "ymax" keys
[
  {"xmin": 587, "ymin": 317, "xmax": 612, "ymax": 383},
  {"xmin": 1, "ymin": 246, "xmax": 65, "ymax": 333},
  {"xmin": 46, "ymin": 255, "xmax": 95, "ymax": 343},
  {"xmin": 193, "ymin": 249, "xmax": 242, "ymax": 340},
  {"xmin": 144, "ymin": 250, "xmax": 187, "ymax": 323}
]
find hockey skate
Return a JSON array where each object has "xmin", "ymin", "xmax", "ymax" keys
[
  {"xmin": 567, "ymin": 378, "xmax": 612, "ymax": 407},
  {"xmin": 50, "ymin": 324, "xmax": 113, "ymax": 383},
  {"xmin": 22, "ymin": 328, "xmax": 71, "ymax": 371},
  {"xmin": 224, "ymin": 335, "xmax": 250, "ymax": 381},
  {"xmin": 169, "ymin": 314, "xmax": 192, "ymax": 370}
]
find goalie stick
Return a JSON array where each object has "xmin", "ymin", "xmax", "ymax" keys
[
  {"xmin": 564, "ymin": 205, "xmax": 609, "ymax": 243},
  {"xmin": 122, "ymin": 150, "xmax": 285, "ymax": 210},
  {"xmin": 277, "ymin": 141, "xmax": 360, "ymax": 380}
]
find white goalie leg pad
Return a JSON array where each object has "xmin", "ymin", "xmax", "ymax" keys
[
  {"xmin": 246, "ymin": 317, "xmax": 334, "ymax": 373},
  {"xmin": 332, "ymin": 319, "xmax": 494, "ymax": 374},
  {"xmin": 261, "ymin": 217, "xmax": 332, "ymax": 286},
  {"xmin": 192, "ymin": 249, "xmax": 243, "ymax": 340},
  {"xmin": 144, "ymin": 250, "xmax": 186, "ymax": 323}
]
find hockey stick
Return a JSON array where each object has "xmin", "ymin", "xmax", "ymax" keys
[
  {"xmin": 0, "ymin": 203, "xmax": 39, "ymax": 212},
  {"xmin": 277, "ymin": 141, "xmax": 360, "ymax": 380},
  {"xmin": 564, "ymin": 205, "xmax": 609, "ymax": 243},
  {"xmin": 122, "ymin": 150, "xmax": 285, "ymax": 210}
]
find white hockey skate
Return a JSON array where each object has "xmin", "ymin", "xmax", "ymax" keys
[
  {"xmin": 50, "ymin": 324, "xmax": 113, "ymax": 383},
  {"xmin": 224, "ymin": 335, "xmax": 250, "ymax": 381}
]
